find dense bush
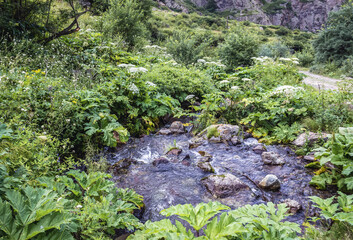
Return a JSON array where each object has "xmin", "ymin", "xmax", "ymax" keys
[
  {"xmin": 258, "ymin": 42, "xmax": 290, "ymax": 58},
  {"xmin": 100, "ymin": 0, "xmax": 153, "ymax": 49},
  {"xmin": 313, "ymin": 3, "xmax": 353, "ymax": 65},
  {"xmin": 166, "ymin": 31, "xmax": 210, "ymax": 65},
  {"xmin": 219, "ymin": 28, "xmax": 259, "ymax": 69}
]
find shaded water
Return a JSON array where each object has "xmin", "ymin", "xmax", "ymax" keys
[{"xmin": 109, "ymin": 131, "xmax": 332, "ymax": 223}]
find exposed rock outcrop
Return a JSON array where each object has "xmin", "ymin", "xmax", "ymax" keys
[{"xmin": 156, "ymin": 0, "xmax": 344, "ymax": 31}]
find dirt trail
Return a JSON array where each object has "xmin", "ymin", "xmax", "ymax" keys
[{"xmin": 300, "ymin": 71, "xmax": 342, "ymax": 90}]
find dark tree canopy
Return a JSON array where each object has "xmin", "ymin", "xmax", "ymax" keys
[
  {"xmin": 313, "ymin": 3, "xmax": 353, "ymax": 65},
  {"xmin": 0, "ymin": 0, "xmax": 108, "ymax": 43}
]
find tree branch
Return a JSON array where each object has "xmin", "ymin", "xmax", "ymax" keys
[{"xmin": 41, "ymin": 10, "xmax": 89, "ymax": 44}]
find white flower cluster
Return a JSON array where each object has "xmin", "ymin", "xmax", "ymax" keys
[
  {"xmin": 144, "ymin": 45, "xmax": 167, "ymax": 51},
  {"xmin": 146, "ymin": 81, "xmax": 156, "ymax": 88},
  {"xmin": 219, "ymin": 80, "xmax": 230, "ymax": 84},
  {"xmin": 251, "ymin": 56, "xmax": 274, "ymax": 64},
  {"xmin": 129, "ymin": 83, "xmax": 140, "ymax": 94},
  {"xmin": 129, "ymin": 67, "xmax": 148, "ymax": 73},
  {"xmin": 279, "ymin": 57, "xmax": 300, "ymax": 65},
  {"xmin": 185, "ymin": 94, "xmax": 195, "ymax": 101},
  {"xmin": 117, "ymin": 64, "xmax": 136, "ymax": 68},
  {"xmin": 271, "ymin": 85, "xmax": 304, "ymax": 96},
  {"xmin": 197, "ymin": 59, "xmax": 226, "ymax": 68}
]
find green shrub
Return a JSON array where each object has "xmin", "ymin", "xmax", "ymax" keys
[
  {"xmin": 310, "ymin": 127, "xmax": 353, "ymax": 191},
  {"xmin": 141, "ymin": 63, "xmax": 214, "ymax": 102},
  {"xmin": 258, "ymin": 42, "xmax": 290, "ymax": 58},
  {"xmin": 313, "ymin": 3, "xmax": 353, "ymax": 65},
  {"xmin": 295, "ymin": 47, "xmax": 315, "ymax": 67},
  {"xmin": 101, "ymin": 0, "xmax": 152, "ymax": 49},
  {"xmin": 219, "ymin": 28, "xmax": 259, "ymax": 69},
  {"xmin": 166, "ymin": 30, "xmax": 210, "ymax": 65}
]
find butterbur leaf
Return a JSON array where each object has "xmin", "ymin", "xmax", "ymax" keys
[
  {"xmin": 344, "ymin": 177, "xmax": 353, "ymax": 190},
  {"xmin": 0, "ymin": 198, "xmax": 15, "ymax": 235},
  {"xmin": 204, "ymin": 212, "xmax": 244, "ymax": 239}
]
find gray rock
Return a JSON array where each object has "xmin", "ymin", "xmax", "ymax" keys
[
  {"xmin": 197, "ymin": 161, "xmax": 215, "ymax": 173},
  {"xmin": 170, "ymin": 121, "xmax": 185, "ymax": 134},
  {"xmin": 304, "ymin": 155, "xmax": 316, "ymax": 161},
  {"xmin": 217, "ymin": 124, "xmax": 240, "ymax": 141},
  {"xmin": 192, "ymin": 124, "xmax": 240, "ymax": 144},
  {"xmin": 259, "ymin": 174, "xmax": 281, "ymax": 191},
  {"xmin": 166, "ymin": 148, "xmax": 182, "ymax": 156},
  {"xmin": 110, "ymin": 158, "xmax": 137, "ymax": 174},
  {"xmin": 152, "ymin": 157, "xmax": 169, "ymax": 166},
  {"xmin": 230, "ymin": 136, "xmax": 240, "ymax": 145},
  {"xmin": 292, "ymin": 132, "xmax": 328, "ymax": 147},
  {"xmin": 158, "ymin": 129, "xmax": 172, "ymax": 135},
  {"xmin": 202, "ymin": 173, "xmax": 249, "ymax": 198},
  {"xmin": 261, "ymin": 152, "xmax": 285, "ymax": 165},
  {"xmin": 158, "ymin": 0, "xmax": 344, "ymax": 32},
  {"xmin": 283, "ymin": 199, "xmax": 301, "ymax": 214},
  {"xmin": 252, "ymin": 144, "xmax": 266, "ymax": 154},
  {"xmin": 198, "ymin": 151, "xmax": 213, "ymax": 162}
]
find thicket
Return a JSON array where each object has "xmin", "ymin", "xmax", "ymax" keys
[
  {"xmin": 311, "ymin": 2, "xmax": 353, "ymax": 77},
  {"xmin": 1, "ymin": 1, "xmax": 353, "ymax": 239}
]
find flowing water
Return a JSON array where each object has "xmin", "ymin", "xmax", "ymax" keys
[{"xmin": 109, "ymin": 127, "xmax": 332, "ymax": 224}]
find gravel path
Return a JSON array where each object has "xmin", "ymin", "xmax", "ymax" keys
[{"xmin": 300, "ymin": 71, "xmax": 342, "ymax": 90}]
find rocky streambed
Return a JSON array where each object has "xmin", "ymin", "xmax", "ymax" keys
[{"xmin": 109, "ymin": 122, "xmax": 332, "ymax": 224}]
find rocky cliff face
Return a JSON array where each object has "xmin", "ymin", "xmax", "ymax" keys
[{"xmin": 156, "ymin": 0, "xmax": 344, "ymax": 31}]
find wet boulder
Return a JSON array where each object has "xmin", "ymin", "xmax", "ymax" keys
[
  {"xmin": 197, "ymin": 161, "xmax": 215, "ymax": 173},
  {"xmin": 230, "ymin": 136, "xmax": 240, "ymax": 145},
  {"xmin": 158, "ymin": 129, "xmax": 172, "ymax": 135},
  {"xmin": 110, "ymin": 158, "xmax": 137, "ymax": 174},
  {"xmin": 292, "ymin": 132, "xmax": 328, "ymax": 147},
  {"xmin": 192, "ymin": 124, "xmax": 240, "ymax": 144},
  {"xmin": 167, "ymin": 148, "xmax": 182, "ymax": 156},
  {"xmin": 170, "ymin": 121, "xmax": 185, "ymax": 134},
  {"xmin": 252, "ymin": 144, "xmax": 267, "ymax": 154},
  {"xmin": 202, "ymin": 173, "xmax": 249, "ymax": 198},
  {"xmin": 152, "ymin": 157, "xmax": 170, "ymax": 166},
  {"xmin": 198, "ymin": 151, "xmax": 213, "ymax": 162},
  {"xmin": 259, "ymin": 174, "xmax": 281, "ymax": 191},
  {"xmin": 261, "ymin": 152, "xmax": 285, "ymax": 165},
  {"xmin": 283, "ymin": 199, "xmax": 301, "ymax": 214}
]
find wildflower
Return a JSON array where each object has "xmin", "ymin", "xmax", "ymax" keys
[
  {"xmin": 117, "ymin": 63, "xmax": 135, "ymax": 68},
  {"xmin": 231, "ymin": 86, "xmax": 240, "ymax": 91},
  {"xmin": 129, "ymin": 83, "xmax": 140, "ymax": 94},
  {"xmin": 185, "ymin": 95, "xmax": 195, "ymax": 101},
  {"xmin": 146, "ymin": 81, "xmax": 156, "ymax": 88},
  {"xmin": 66, "ymin": 119, "xmax": 71, "ymax": 123},
  {"xmin": 219, "ymin": 80, "xmax": 230, "ymax": 84},
  {"xmin": 129, "ymin": 67, "xmax": 148, "ymax": 73},
  {"xmin": 76, "ymin": 205, "xmax": 83, "ymax": 209}
]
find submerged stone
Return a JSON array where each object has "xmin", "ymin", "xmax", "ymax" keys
[
  {"xmin": 202, "ymin": 173, "xmax": 249, "ymax": 198},
  {"xmin": 259, "ymin": 174, "xmax": 281, "ymax": 191},
  {"xmin": 170, "ymin": 121, "xmax": 185, "ymax": 134},
  {"xmin": 261, "ymin": 152, "xmax": 285, "ymax": 165}
]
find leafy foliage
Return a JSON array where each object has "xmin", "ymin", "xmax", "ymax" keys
[
  {"xmin": 219, "ymin": 27, "xmax": 259, "ymax": 69},
  {"xmin": 313, "ymin": 2, "xmax": 353, "ymax": 65},
  {"xmin": 128, "ymin": 201, "xmax": 300, "ymax": 240},
  {"xmin": 310, "ymin": 127, "xmax": 353, "ymax": 191}
]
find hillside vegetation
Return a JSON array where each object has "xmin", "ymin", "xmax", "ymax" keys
[{"xmin": 0, "ymin": 0, "xmax": 353, "ymax": 239}]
